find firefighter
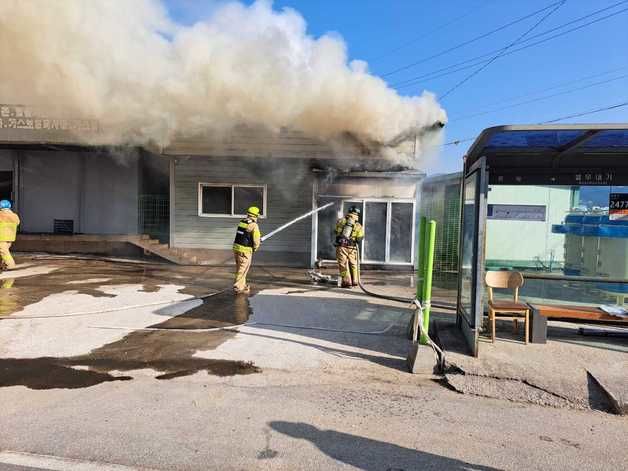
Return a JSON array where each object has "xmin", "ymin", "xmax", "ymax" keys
[
  {"xmin": 232, "ymin": 206, "xmax": 262, "ymax": 294},
  {"xmin": 335, "ymin": 206, "xmax": 364, "ymax": 288},
  {"xmin": 0, "ymin": 200, "xmax": 20, "ymax": 271}
]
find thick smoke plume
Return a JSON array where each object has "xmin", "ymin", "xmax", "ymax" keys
[{"xmin": 0, "ymin": 0, "xmax": 446, "ymax": 158}]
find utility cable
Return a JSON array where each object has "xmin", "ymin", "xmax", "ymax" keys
[
  {"xmin": 393, "ymin": 1, "xmax": 628, "ymax": 89},
  {"xmin": 541, "ymin": 100, "xmax": 628, "ymax": 123},
  {"xmin": 370, "ymin": 1, "xmax": 494, "ymax": 63},
  {"xmin": 439, "ymin": 0, "xmax": 567, "ymax": 100},
  {"xmin": 454, "ymin": 64, "xmax": 628, "ymax": 112},
  {"xmin": 431, "ymin": 100, "xmax": 628, "ymax": 150},
  {"xmin": 383, "ymin": 0, "xmax": 565, "ymax": 77},
  {"xmin": 449, "ymin": 69, "xmax": 628, "ymax": 122}
]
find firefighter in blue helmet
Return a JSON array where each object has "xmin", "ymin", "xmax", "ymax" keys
[
  {"xmin": 0, "ymin": 200, "xmax": 20, "ymax": 271},
  {"xmin": 335, "ymin": 206, "xmax": 364, "ymax": 288},
  {"xmin": 233, "ymin": 206, "xmax": 262, "ymax": 294}
]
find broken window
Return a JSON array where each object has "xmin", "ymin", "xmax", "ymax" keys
[{"xmin": 199, "ymin": 184, "xmax": 266, "ymax": 217}]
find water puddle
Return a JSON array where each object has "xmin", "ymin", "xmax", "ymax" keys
[{"xmin": 0, "ymin": 291, "xmax": 260, "ymax": 390}]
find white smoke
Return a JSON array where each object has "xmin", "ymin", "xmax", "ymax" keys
[{"xmin": 0, "ymin": 0, "xmax": 447, "ymax": 155}]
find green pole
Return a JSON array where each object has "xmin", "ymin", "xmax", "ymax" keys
[
  {"xmin": 416, "ymin": 216, "xmax": 427, "ymax": 302},
  {"xmin": 420, "ymin": 220, "xmax": 436, "ymax": 345}
]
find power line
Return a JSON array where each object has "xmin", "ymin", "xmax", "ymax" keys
[
  {"xmin": 393, "ymin": 1, "xmax": 628, "ymax": 89},
  {"xmin": 382, "ymin": 1, "xmax": 564, "ymax": 77},
  {"xmin": 449, "ymin": 72, "xmax": 628, "ymax": 122},
  {"xmin": 439, "ymin": 0, "xmax": 567, "ymax": 100},
  {"xmin": 454, "ymin": 64, "xmax": 628, "ymax": 112},
  {"xmin": 392, "ymin": 1, "xmax": 628, "ymax": 90},
  {"xmin": 541, "ymin": 100, "xmax": 628, "ymax": 123},
  {"xmin": 440, "ymin": 100, "xmax": 628, "ymax": 148},
  {"xmin": 370, "ymin": 1, "xmax": 493, "ymax": 63}
]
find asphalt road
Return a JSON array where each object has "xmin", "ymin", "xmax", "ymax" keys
[{"xmin": 1, "ymin": 258, "xmax": 626, "ymax": 470}]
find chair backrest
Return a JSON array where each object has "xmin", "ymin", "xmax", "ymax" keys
[{"xmin": 485, "ymin": 271, "xmax": 524, "ymax": 302}]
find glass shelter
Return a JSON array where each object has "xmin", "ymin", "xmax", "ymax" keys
[{"xmin": 458, "ymin": 125, "xmax": 628, "ymax": 356}]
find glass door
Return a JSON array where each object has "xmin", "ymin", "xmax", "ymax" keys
[
  {"xmin": 456, "ymin": 157, "xmax": 488, "ymax": 357},
  {"xmin": 316, "ymin": 197, "xmax": 415, "ymax": 265}
]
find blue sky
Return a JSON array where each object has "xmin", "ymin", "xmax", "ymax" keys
[{"xmin": 163, "ymin": 0, "xmax": 628, "ymax": 174}]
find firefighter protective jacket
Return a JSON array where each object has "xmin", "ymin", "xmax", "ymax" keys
[
  {"xmin": 233, "ymin": 217, "xmax": 261, "ymax": 254},
  {"xmin": 0, "ymin": 209, "xmax": 19, "ymax": 242}
]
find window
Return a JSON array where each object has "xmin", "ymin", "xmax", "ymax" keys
[{"xmin": 198, "ymin": 184, "xmax": 266, "ymax": 217}]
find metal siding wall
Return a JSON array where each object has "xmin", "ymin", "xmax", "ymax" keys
[
  {"xmin": 18, "ymin": 150, "xmax": 140, "ymax": 234},
  {"xmin": 20, "ymin": 151, "xmax": 82, "ymax": 233},
  {"xmin": 82, "ymin": 152, "xmax": 140, "ymax": 234},
  {"xmin": 174, "ymin": 157, "xmax": 313, "ymax": 253}
]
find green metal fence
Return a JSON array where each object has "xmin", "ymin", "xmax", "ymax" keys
[{"xmin": 138, "ymin": 194, "xmax": 169, "ymax": 243}]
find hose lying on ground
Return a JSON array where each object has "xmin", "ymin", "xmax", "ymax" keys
[
  {"xmin": 352, "ymin": 247, "xmax": 447, "ymax": 372},
  {"xmin": 0, "ymin": 288, "xmax": 231, "ymax": 321}
]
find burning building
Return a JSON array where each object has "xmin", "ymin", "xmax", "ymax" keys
[
  {"xmin": 0, "ymin": 106, "xmax": 438, "ymax": 267},
  {"xmin": 0, "ymin": 0, "xmax": 446, "ymax": 267}
]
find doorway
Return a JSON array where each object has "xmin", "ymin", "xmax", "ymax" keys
[
  {"xmin": 0, "ymin": 171, "xmax": 12, "ymax": 202},
  {"xmin": 315, "ymin": 196, "xmax": 415, "ymax": 266}
]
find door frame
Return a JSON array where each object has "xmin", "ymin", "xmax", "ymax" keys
[
  {"xmin": 456, "ymin": 156, "xmax": 488, "ymax": 357},
  {"xmin": 313, "ymin": 194, "xmax": 416, "ymax": 266}
]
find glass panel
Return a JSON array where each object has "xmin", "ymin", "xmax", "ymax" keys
[
  {"xmin": 316, "ymin": 197, "xmax": 341, "ymax": 261},
  {"xmin": 459, "ymin": 173, "xmax": 479, "ymax": 320},
  {"xmin": 234, "ymin": 186, "xmax": 264, "ymax": 216},
  {"xmin": 201, "ymin": 186, "xmax": 231, "ymax": 215},
  {"xmin": 364, "ymin": 202, "xmax": 387, "ymax": 262},
  {"xmin": 486, "ymin": 184, "xmax": 628, "ymax": 307},
  {"xmin": 390, "ymin": 203, "xmax": 413, "ymax": 263}
]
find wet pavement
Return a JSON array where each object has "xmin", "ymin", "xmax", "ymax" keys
[
  {"xmin": 0, "ymin": 255, "xmax": 415, "ymax": 390},
  {"xmin": 0, "ymin": 257, "xmax": 263, "ymax": 388},
  {"xmin": 2, "ymin": 256, "xmax": 628, "ymax": 470}
]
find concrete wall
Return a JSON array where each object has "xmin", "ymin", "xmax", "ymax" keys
[
  {"xmin": 173, "ymin": 157, "xmax": 313, "ymax": 263},
  {"xmin": 17, "ymin": 149, "xmax": 139, "ymax": 234},
  {"xmin": 486, "ymin": 185, "xmax": 573, "ymax": 267}
]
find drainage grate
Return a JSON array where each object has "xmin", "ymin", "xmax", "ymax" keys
[{"xmin": 53, "ymin": 219, "xmax": 74, "ymax": 234}]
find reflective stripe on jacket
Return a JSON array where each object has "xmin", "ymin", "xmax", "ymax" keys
[
  {"xmin": 233, "ymin": 218, "xmax": 261, "ymax": 254},
  {"xmin": 0, "ymin": 209, "xmax": 19, "ymax": 242}
]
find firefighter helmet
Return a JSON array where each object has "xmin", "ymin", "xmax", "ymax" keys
[
  {"xmin": 0, "ymin": 200, "xmax": 11, "ymax": 209},
  {"xmin": 247, "ymin": 206, "xmax": 260, "ymax": 217},
  {"xmin": 348, "ymin": 206, "xmax": 360, "ymax": 216}
]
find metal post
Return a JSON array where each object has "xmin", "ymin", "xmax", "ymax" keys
[
  {"xmin": 420, "ymin": 220, "xmax": 436, "ymax": 345},
  {"xmin": 417, "ymin": 216, "xmax": 427, "ymax": 301}
]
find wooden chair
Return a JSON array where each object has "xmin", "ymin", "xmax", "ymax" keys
[{"xmin": 485, "ymin": 271, "xmax": 530, "ymax": 344}]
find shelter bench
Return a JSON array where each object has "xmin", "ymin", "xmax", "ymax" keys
[{"xmin": 528, "ymin": 303, "xmax": 628, "ymax": 343}]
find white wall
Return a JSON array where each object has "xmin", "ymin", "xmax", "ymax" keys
[{"xmin": 486, "ymin": 185, "xmax": 572, "ymax": 266}]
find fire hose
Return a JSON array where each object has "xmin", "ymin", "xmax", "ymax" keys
[
  {"xmin": 354, "ymin": 245, "xmax": 446, "ymax": 372},
  {"xmin": 2, "ymin": 203, "xmax": 445, "ymax": 372}
]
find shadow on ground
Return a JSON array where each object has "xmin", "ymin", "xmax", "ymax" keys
[{"xmin": 269, "ymin": 421, "xmax": 499, "ymax": 470}]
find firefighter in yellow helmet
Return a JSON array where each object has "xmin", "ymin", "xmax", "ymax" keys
[
  {"xmin": 335, "ymin": 206, "xmax": 364, "ymax": 288},
  {"xmin": 0, "ymin": 200, "xmax": 20, "ymax": 271},
  {"xmin": 233, "ymin": 206, "xmax": 262, "ymax": 294}
]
